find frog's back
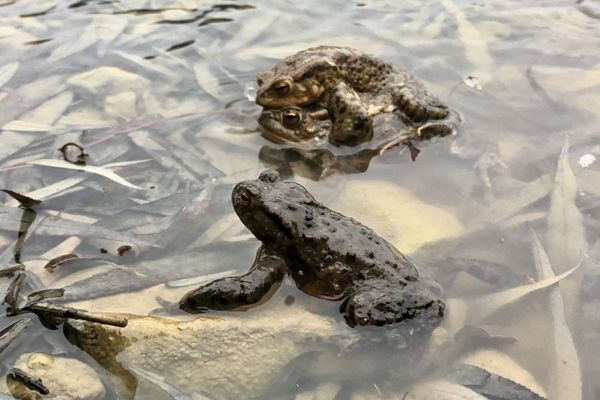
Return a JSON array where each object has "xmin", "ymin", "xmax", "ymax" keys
[
  {"xmin": 292, "ymin": 202, "xmax": 419, "ymax": 282},
  {"xmin": 299, "ymin": 46, "xmax": 396, "ymax": 92}
]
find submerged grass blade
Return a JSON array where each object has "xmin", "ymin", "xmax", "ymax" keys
[
  {"xmin": 473, "ymin": 173, "xmax": 552, "ymax": 227},
  {"xmin": 23, "ymin": 288, "xmax": 65, "ymax": 308},
  {"xmin": 546, "ymin": 135, "xmax": 587, "ymax": 271},
  {"xmin": 1, "ymin": 189, "xmax": 41, "ymax": 208},
  {"xmin": 24, "ymin": 177, "xmax": 86, "ymax": 201},
  {"xmin": 530, "ymin": 228, "xmax": 582, "ymax": 400},
  {"xmin": 0, "ymin": 317, "xmax": 32, "ymax": 355},
  {"xmin": 4, "ymin": 272, "xmax": 26, "ymax": 312},
  {"xmin": 14, "ymin": 208, "xmax": 37, "ymax": 263},
  {"xmin": 26, "ymin": 159, "xmax": 145, "ymax": 190},
  {"xmin": 440, "ymin": 0, "xmax": 493, "ymax": 82},
  {"xmin": 1, "ymin": 120, "xmax": 55, "ymax": 132},
  {"xmin": 0, "ymin": 264, "xmax": 25, "ymax": 278},
  {"xmin": 473, "ymin": 263, "xmax": 580, "ymax": 321},
  {"xmin": 0, "ymin": 62, "xmax": 18, "ymax": 88},
  {"xmin": 405, "ymin": 380, "xmax": 488, "ymax": 399}
]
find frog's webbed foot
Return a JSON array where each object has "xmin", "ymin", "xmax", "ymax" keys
[
  {"xmin": 416, "ymin": 109, "xmax": 462, "ymax": 139},
  {"xmin": 179, "ymin": 246, "xmax": 287, "ymax": 313},
  {"xmin": 323, "ymin": 83, "xmax": 373, "ymax": 146},
  {"xmin": 341, "ymin": 280, "xmax": 445, "ymax": 330}
]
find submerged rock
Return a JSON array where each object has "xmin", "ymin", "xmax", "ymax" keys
[
  {"xmin": 66, "ymin": 306, "xmax": 336, "ymax": 400},
  {"xmin": 332, "ymin": 179, "xmax": 464, "ymax": 253},
  {"xmin": 6, "ymin": 353, "xmax": 105, "ymax": 400}
]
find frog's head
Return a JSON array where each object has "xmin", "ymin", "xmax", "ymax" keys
[
  {"xmin": 232, "ymin": 170, "xmax": 316, "ymax": 245},
  {"xmin": 256, "ymin": 57, "xmax": 338, "ymax": 108},
  {"xmin": 258, "ymin": 106, "xmax": 331, "ymax": 144}
]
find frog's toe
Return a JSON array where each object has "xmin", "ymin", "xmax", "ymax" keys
[
  {"xmin": 179, "ymin": 280, "xmax": 250, "ymax": 313},
  {"xmin": 416, "ymin": 121, "xmax": 453, "ymax": 139},
  {"xmin": 179, "ymin": 285, "xmax": 224, "ymax": 313},
  {"xmin": 416, "ymin": 109, "xmax": 461, "ymax": 139},
  {"xmin": 179, "ymin": 289, "xmax": 209, "ymax": 313}
]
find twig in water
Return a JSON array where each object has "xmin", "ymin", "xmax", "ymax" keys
[
  {"xmin": 9, "ymin": 367, "xmax": 49, "ymax": 395},
  {"xmin": 25, "ymin": 303, "xmax": 128, "ymax": 328}
]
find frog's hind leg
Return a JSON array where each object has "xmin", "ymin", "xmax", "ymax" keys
[
  {"xmin": 179, "ymin": 246, "xmax": 287, "ymax": 313},
  {"xmin": 340, "ymin": 280, "xmax": 445, "ymax": 330},
  {"xmin": 323, "ymin": 82, "xmax": 373, "ymax": 146},
  {"xmin": 391, "ymin": 77, "xmax": 459, "ymax": 138}
]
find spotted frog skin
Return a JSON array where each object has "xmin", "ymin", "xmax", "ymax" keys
[
  {"xmin": 256, "ymin": 46, "xmax": 457, "ymax": 138},
  {"xmin": 180, "ymin": 170, "xmax": 445, "ymax": 329}
]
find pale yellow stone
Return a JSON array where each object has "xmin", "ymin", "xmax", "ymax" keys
[
  {"xmin": 104, "ymin": 91, "xmax": 137, "ymax": 119},
  {"xmin": 497, "ymin": 138, "xmax": 523, "ymax": 164},
  {"xmin": 67, "ymin": 66, "xmax": 149, "ymax": 93},
  {"xmin": 9, "ymin": 353, "xmax": 105, "ymax": 400},
  {"xmin": 332, "ymin": 179, "xmax": 464, "ymax": 253},
  {"xmin": 70, "ymin": 306, "xmax": 336, "ymax": 400},
  {"xmin": 26, "ymin": 353, "xmax": 54, "ymax": 369}
]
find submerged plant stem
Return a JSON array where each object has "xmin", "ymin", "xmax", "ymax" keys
[{"xmin": 26, "ymin": 303, "xmax": 128, "ymax": 327}]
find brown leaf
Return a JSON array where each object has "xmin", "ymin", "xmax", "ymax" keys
[{"xmin": 44, "ymin": 254, "xmax": 79, "ymax": 272}]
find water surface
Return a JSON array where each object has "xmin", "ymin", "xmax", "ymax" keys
[{"xmin": 0, "ymin": 0, "xmax": 599, "ymax": 399}]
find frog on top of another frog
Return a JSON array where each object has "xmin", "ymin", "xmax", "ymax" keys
[{"xmin": 256, "ymin": 46, "xmax": 460, "ymax": 146}]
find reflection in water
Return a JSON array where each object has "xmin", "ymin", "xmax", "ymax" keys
[{"xmin": 260, "ymin": 143, "xmax": 407, "ymax": 180}]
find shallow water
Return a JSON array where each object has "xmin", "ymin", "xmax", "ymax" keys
[{"xmin": 0, "ymin": 0, "xmax": 600, "ymax": 399}]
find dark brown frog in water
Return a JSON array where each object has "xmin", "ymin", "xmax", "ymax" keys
[
  {"xmin": 256, "ymin": 46, "xmax": 459, "ymax": 144},
  {"xmin": 180, "ymin": 170, "xmax": 445, "ymax": 329}
]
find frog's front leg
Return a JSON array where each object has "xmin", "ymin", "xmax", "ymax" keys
[
  {"xmin": 179, "ymin": 246, "xmax": 287, "ymax": 313},
  {"xmin": 340, "ymin": 279, "xmax": 445, "ymax": 330},
  {"xmin": 323, "ymin": 83, "xmax": 373, "ymax": 146}
]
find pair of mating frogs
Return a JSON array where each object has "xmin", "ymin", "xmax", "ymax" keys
[
  {"xmin": 179, "ymin": 47, "xmax": 456, "ymax": 330},
  {"xmin": 255, "ymin": 46, "xmax": 460, "ymax": 147}
]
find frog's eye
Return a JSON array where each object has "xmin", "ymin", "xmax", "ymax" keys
[
  {"xmin": 257, "ymin": 77, "xmax": 264, "ymax": 86},
  {"xmin": 281, "ymin": 109, "xmax": 302, "ymax": 126},
  {"xmin": 239, "ymin": 192, "xmax": 251, "ymax": 206},
  {"xmin": 273, "ymin": 80, "xmax": 291, "ymax": 96}
]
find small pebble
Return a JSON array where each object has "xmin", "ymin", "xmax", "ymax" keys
[{"xmin": 578, "ymin": 153, "xmax": 596, "ymax": 168}]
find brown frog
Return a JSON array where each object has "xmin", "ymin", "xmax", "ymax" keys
[
  {"xmin": 258, "ymin": 105, "xmax": 423, "ymax": 147},
  {"xmin": 256, "ymin": 46, "xmax": 459, "ymax": 142},
  {"xmin": 180, "ymin": 170, "xmax": 445, "ymax": 329}
]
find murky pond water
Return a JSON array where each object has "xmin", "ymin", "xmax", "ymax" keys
[{"xmin": 1, "ymin": 0, "xmax": 600, "ymax": 399}]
